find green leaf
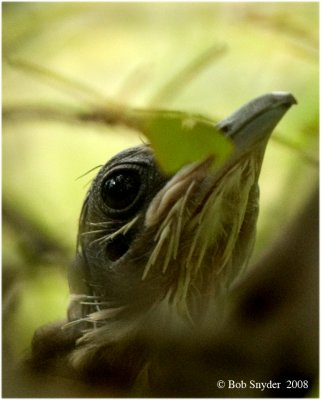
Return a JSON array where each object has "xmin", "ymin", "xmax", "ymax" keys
[{"xmin": 132, "ymin": 110, "xmax": 235, "ymax": 174}]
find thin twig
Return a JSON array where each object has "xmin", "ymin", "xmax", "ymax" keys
[
  {"xmin": 5, "ymin": 57, "xmax": 119, "ymax": 109},
  {"xmin": 272, "ymin": 133, "xmax": 318, "ymax": 167},
  {"xmin": 149, "ymin": 43, "xmax": 227, "ymax": 106},
  {"xmin": 4, "ymin": 103, "xmax": 318, "ymax": 168}
]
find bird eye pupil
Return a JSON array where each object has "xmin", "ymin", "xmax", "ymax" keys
[{"xmin": 101, "ymin": 170, "xmax": 141, "ymax": 210}]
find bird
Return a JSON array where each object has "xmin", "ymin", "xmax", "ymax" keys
[{"xmin": 27, "ymin": 92, "xmax": 301, "ymax": 395}]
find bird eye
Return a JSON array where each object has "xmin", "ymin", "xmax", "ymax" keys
[{"xmin": 101, "ymin": 169, "xmax": 142, "ymax": 211}]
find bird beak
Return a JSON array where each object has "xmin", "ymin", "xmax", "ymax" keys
[{"xmin": 216, "ymin": 91, "xmax": 297, "ymax": 152}]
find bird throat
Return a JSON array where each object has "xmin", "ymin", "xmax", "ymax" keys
[{"xmin": 141, "ymin": 152, "xmax": 260, "ymax": 323}]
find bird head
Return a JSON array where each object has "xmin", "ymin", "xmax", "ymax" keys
[{"xmin": 67, "ymin": 92, "xmax": 296, "ymax": 355}]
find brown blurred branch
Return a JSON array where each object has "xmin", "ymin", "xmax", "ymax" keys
[
  {"xmin": 3, "ymin": 203, "xmax": 71, "ymax": 269},
  {"xmin": 3, "ymin": 102, "xmax": 319, "ymax": 168}
]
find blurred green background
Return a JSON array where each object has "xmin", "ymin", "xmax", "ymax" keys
[{"xmin": 3, "ymin": 2, "xmax": 319, "ymax": 361}]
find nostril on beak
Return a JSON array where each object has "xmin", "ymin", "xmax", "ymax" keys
[{"xmin": 216, "ymin": 121, "xmax": 233, "ymax": 135}]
